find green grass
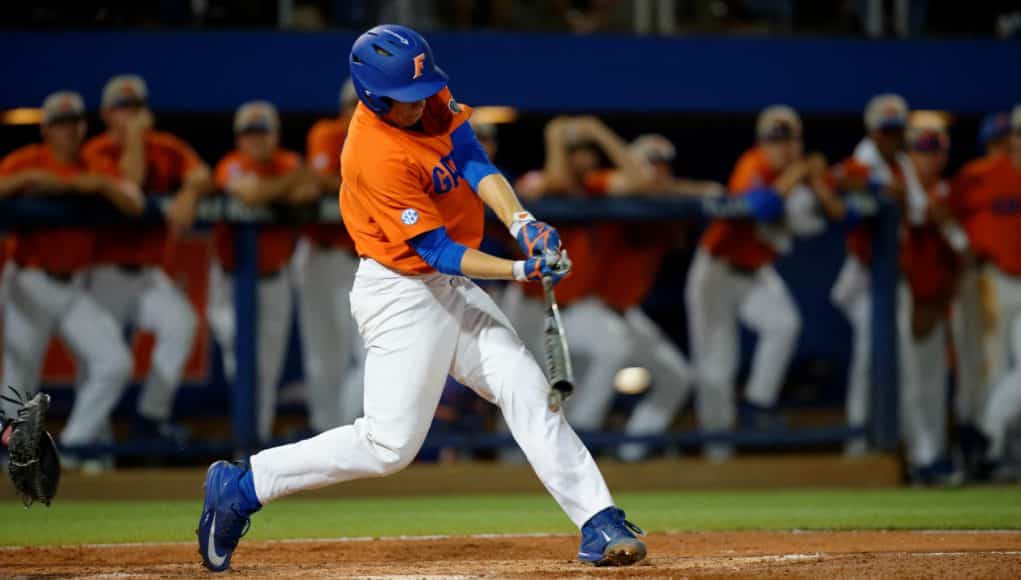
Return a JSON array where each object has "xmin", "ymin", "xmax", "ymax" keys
[{"xmin": 3, "ymin": 487, "xmax": 1020, "ymax": 546}]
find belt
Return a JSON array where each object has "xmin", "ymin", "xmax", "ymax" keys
[
  {"xmin": 224, "ymin": 268, "xmax": 283, "ymax": 280},
  {"xmin": 728, "ymin": 263, "xmax": 759, "ymax": 277}
]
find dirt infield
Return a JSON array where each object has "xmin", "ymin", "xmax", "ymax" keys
[{"xmin": 3, "ymin": 531, "xmax": 1020, "ymax": 578}]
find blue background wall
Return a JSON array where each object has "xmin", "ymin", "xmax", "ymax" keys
[{"xmin": 3, "ymin": 31, "xmax": 1019, "ymax": 112}]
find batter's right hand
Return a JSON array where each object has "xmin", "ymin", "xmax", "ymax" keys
[{"xmin": 516, "ymin": 249, "xmax": 572, "ymax": 285}]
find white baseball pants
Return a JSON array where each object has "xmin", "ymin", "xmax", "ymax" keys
[
  {"xmin": 292, "ymin": 241, "xmax": 363, "ymax": 432},
  {"xmin": 832, "ymin": 256, "xmax": 947, "ymax": 466},
  {"xmin": 951, "ymin": 267, "xmax": 988, "ymax": 425},
  {"xmin": 685, "ymin": 249, "xmax": 800, "ymax": 458},
  {"xmin": 207, "ymin": 263, "xmax": 292, "ymax": 442},
  {"xmin": 251, "ymin": 259, "xmax": 615, "ymax": 527},
  {"xmin": 2, "ymin": 268, "xmax": 132, "ymax": 446},
  {"xmin": 87, "ymin": 265, "xmax": 197, "ymax": 422},
  {"xmin": 979, "ymin": 267, "xmax": 1021, "ymax": 459}
]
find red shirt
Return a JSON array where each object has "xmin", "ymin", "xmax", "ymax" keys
[
  {"xmin": 699, "ymin": 147, "xmax": 779, "ymax": 270},
  {"xmin": 213, "ymin": 150, "xmax": 301, "ymax": 274},
  {"xmin": 0, "ymin": 144, "xmax": 116, "ymax": 273},
  {"xmin": 82, "ymin": 130, "xmax": 204, "ymax": 267}
]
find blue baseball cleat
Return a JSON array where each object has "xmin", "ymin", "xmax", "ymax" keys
[
  {"xmin": 197, "ymin": 460, "xmax": 258, "ymax": 572},
  {"xmin": 577, "ymin": 506, "xmax": 647, "ymax": 566}
]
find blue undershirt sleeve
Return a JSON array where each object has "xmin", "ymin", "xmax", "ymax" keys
[
  {"xmin": 450, "ymin": 122, "xmax": 500, "ymax": 192},
  {"xmin": 408, "ymin": 227, "xmax": 468, "ymax": 276}
]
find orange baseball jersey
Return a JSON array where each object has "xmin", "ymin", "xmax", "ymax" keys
[
  {"xmin": 950, "ymin": 153, "xmax": 1021, "ymax": 276},
  {"xmin": 304, "ymin": 116, "xmax": 355, "ymax": 249},
  {"xmin": 82, "ymin": 129, "xmax": 204, "ymax": 266},
  {"xmin": 699, "ymin": 147, "xmax": 779, "ymax": 271},
  {"xmin": 214, "ymin": 149, "xmax": 301, "ymax": 274},
  {"xmin": 582, "ymin": 168, "xmax": 671, "ymax": 311},
  {"xmin": 339, "ymin": 87, "xmax": 484, "ymax": 275},
  {"xmin": 0, "ymin": 144, "xmax": 116, "ymax": 273}
]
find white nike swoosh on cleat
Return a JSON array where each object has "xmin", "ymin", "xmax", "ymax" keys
[
  {"xmin": 601, "ymin": 530, "xmax": 612, "ymax": 543},
  {"xmin": 207, "ymin": 514, "xmax": 228, "ymax": 568}
]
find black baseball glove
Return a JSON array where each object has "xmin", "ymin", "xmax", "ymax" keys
[{"xmin": 1, "ymin": 387, "xmax": 61, "ymax": 507}]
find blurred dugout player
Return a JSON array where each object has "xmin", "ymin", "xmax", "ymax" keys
[
  {"xmin": 209, "ymin": 101, "xmax": 319, "ymax": 442},
  {"xmin": 830, "ymin": 94, "xmax": 929, "ymax": 456},
  {"xmin": 901, "ymin": 121, "xmax": 966, "ymax": 482},
  {"xmin": 0, "ymin": 91, "xmax": 143, "ymax": 449},
  {"xmin": 82, "ymin": 74, "xmax": 210, "ymax": 439},
  {"xmin": 944, "ymin": 112, "xmax": 1012, "ymax": 454},
  {"xmin": 295, "ymin": 80, "xmax": 363, "ymax": 431},
  {"xmin": 506, "ymin": 117, "xmax": 634, "ymax": 430},
  {"xmin": 559, "ymin": 121, "xmax": 700, "ymax": 435},
  {"xmin": 950, "ymin": 105, "xmax": 1021, "ymax": 477},
  {"xmin": 686, "ymin": 106, "xmax": 808, "ymax": 460}
]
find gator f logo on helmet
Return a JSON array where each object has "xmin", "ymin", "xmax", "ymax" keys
[{"xmin": 349, "ymin": 24, "xmax": 449, "ymax": 115}]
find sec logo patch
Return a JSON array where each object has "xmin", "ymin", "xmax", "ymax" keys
[{"xmin": 401, "ymin": 208, "xmax": 419, "ymax": 225}]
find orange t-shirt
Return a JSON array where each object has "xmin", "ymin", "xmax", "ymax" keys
[
  {"xmin": 213, "ymin": 149, "xmax": 301, "ymax": 275},
  {"xmin": 582, "ymin": 169, "xmax": 671, "ymax": 311},
  {"xmin": 340, "ymin": 88, "xmax": 484, "ymax": 275},
  {"xmin": 0, "ymin": 144, "xmax": 116, "ymax": 273},
  {"xmin": 950, "ymin": 153, "xmax": 1021, "ymax": 276},
  {"xmin": 304, "ymin": 116, "xmax": 355, "ymax": 250},
  {"xmin": 698, "ymin": 147, "xmax": 779, "ymax": 271},
  {"xmin": 82, "ymin": 130, "xmax": 204, "ymax": 267}
]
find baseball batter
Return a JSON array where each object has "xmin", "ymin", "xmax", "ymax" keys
[
  {"xmin": 0, "ymin": 91, "xmax": 143, "ymax": 450},
  {"xmin": 198, "ymin": 25, "xmax": 646, "ymax": 571},
  {"xmin": 81, "ymin": 75, "xmax": 209, "ymax": 441}
]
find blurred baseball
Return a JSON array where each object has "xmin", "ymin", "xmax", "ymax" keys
[{"xmin": 614, "ymin": 366, "xmax": 651, "ymax": 395}]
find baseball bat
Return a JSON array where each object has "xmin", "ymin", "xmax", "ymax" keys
[{"xmin": 542, "ymin": 275, "xmax": 574, "ymax": 412}]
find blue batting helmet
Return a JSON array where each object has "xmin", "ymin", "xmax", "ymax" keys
[{"xmin": 349, "ymin": 24, "xmax": 448, "ymax": 114}]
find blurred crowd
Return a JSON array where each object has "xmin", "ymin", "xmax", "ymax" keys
[
  {"xmin": 6, "ymin": 1, "xmax": 1021, "ymax": 38},
  {"xmin": 1, "ymin": 72, "xmax": 1021, "ymax": 486}
]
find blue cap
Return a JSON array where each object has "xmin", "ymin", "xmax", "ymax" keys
[
  {"xmin": 349, "ymin": 25, "xmax": 448, "ymax": 114},
  {"xmin": 978, "ymin": 111, "xmax": 1010, "ymax": 150}
]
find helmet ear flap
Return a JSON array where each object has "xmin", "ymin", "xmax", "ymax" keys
[{"xmin": 351, "ymin": 72, "xmax": 390, "ymax": 114}]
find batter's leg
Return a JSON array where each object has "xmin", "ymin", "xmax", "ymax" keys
[
  {"xmin": 58, "ymin": 292, "xmax": 134, "ymax": 447},
  {"xmin": 564, "ymin": 298, "xmax": 633, "ymax": 431},
  {"xmin": 738, "ymin": 265, "xmax": 801, "ymax": 409},
  {"xmin": 297, "ymin": 247, "xmax": 354, "ymax": 431},
  {"xmin": 450, "ymin": 281, "xmax": 615, "ymax": 527},
  {"xmin": 135, "ymin": 269, "xmax": 198, "ymax": 422},
  {"xmin": 685, "ymin": 250, "xmax": 743, "ymax": 460},
  {"xmin": 250, "ymin": 264, "xmax": 459, "ymax": 502},
  {"xmin": 620, "ymin": 306, "xmax": 693, "ymax": 462}
]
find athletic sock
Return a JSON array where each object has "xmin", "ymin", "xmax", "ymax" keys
[{"xmin": 238, "ymin": 470, "xmax": 263, "ymax": 514}]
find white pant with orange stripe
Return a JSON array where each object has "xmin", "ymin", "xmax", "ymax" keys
[
  {"xmin": 1, "ymin": 268, "xmax": 132, "ymax": 446},
  {"xmin": 86, "ymin": 265, "xmax": 197, "ymax": 423},
  {"xmin": 250, "ymin": 259, "xmax": 615, "ymax": 527},
  {"xmin": 685, "ymin": 249, "xmax": 801, "ymax": 459}
]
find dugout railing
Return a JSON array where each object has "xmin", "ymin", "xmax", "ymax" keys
[{"xmin": 0, "ymin": 193, "xmax": 899, "ymax": 459}]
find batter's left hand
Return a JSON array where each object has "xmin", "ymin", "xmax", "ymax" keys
[
  {"xmin": 514, "ymin": 217, "xmax": 562, "ymax": 258},
  {"xmin": 517, "ymin": 249, "xmax": 572, "ymax": 285}
]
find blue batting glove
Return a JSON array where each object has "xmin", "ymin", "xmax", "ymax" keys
[
  {"xmin": 743, "ymin": 187, "xmax": 784, "ymax": 222},
  {"xmin": 509, "ymin": 211, "xmax": 561, "ymax": 258},
  {"xmin": 515, "ymin": 249, "xmax": 572, "ymax": 285}
]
